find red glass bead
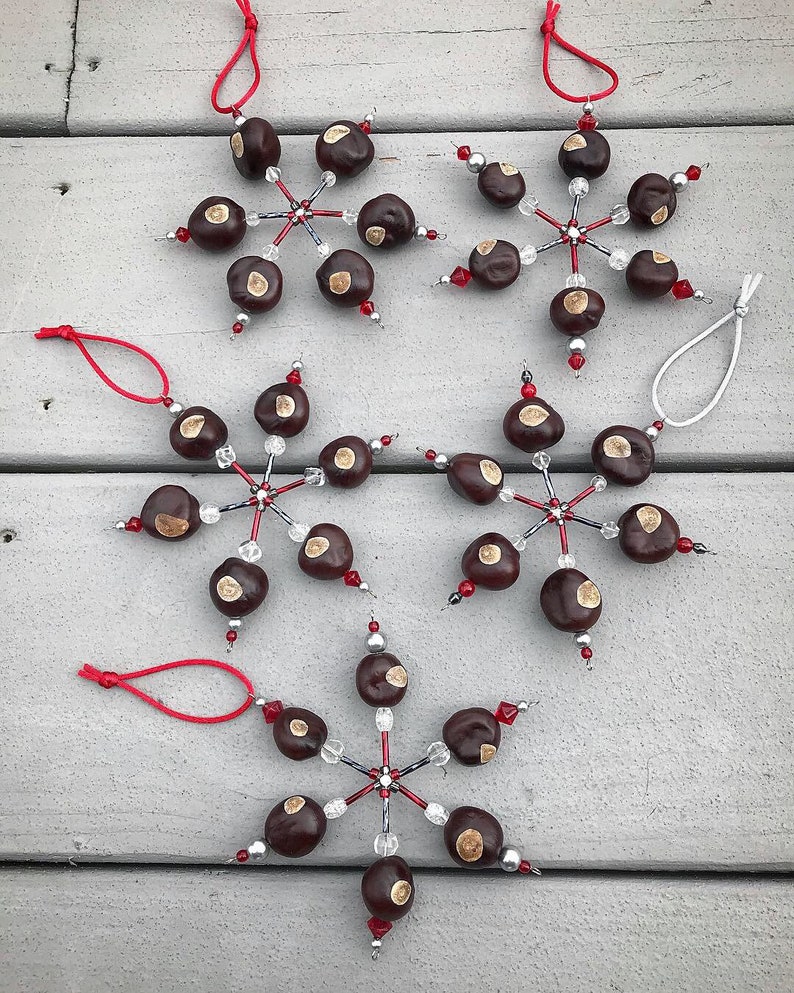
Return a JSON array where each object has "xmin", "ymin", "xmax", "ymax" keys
[
  {"xmin": 494, "ymin": 701, "xmax": 519, "ymax": 726},
  {"xmin": 232, "ymin": 322, "xmax": 243, "ymax": 335},
  {"xmin": 125, "ymin": 517, "xmax": 142, "ymax": 533},
  {"xmin": 226, "ymin": 630, "xmax": 237, "ymax": 643},
  {"xmin": 367, "ymin": 917, "xmax": 393, "ymax": 941},
  {"xmin": 450, "ymin": 266, "xmax": 472, "ymax": 288},
  {"xmin": 671, "ymin": 279, "xmax": 694, "ymax": 300},
  {"xmin": 577, "ymin": 112, "xmax": 598, "ymax": 131},
  {"xmin": 162, "ymin": 396, "xmax": 173, "ymax": 408},
  {"xmin": 359, "ymin": 300, "xmax": 375, "ymax": 317},
  {"xmin": 518, "ymin": 860, "xmax": 532, "ymax": 874},
  {"xmin": 262, "ymin": 700, "xmax": 284, "ymax": 724},
  {"xmin": 581, "ymin": 647, "xmax": 593, "ymax": 661},
  {"xmin": 456, "ymin": 145, "xmax": 471, "ymax": 161},
  {"xmin": 652, "ymin": 420, "xmax": 665, "ymax": 432},
  {"xmin": 427, "ymin": 230, "xmax": 438, "ymax": 240},
  {"xmin": 286, "ymin": 369, "xmax": 302, "ymax": 384},
  {"xmin": 424, "ymin": 450, "xmax": 437, "ymax": 461},
  {"xmin": 685, "ymin": 164, "xmax": 702, "ymax": 181},
  {"xmin": 344, "ymin": 569, "xmax": 362, "ymax": 587},
  {"xmin": 520, "ymin": 382, "xmax": 537, "ymax": 399},
  {"xmin": 380, "ymin": 435, "xmax": 392, "ymax": 447},
  {"xmin": 677, "ymin": 537, "xmax": 694, "ymax": 554},
  {"xmin": 568, "ymin": 354, "xmax": 586, "ymax": 372},
  {"xmin": 175, "ymin": 227, "xmax": 191, "ymax": 243},
  {"xmin": 358, "ymin": 120, "xmax": 372, "ymax": 134},
  {"xmin": 368, "ymin": 621, "xmax": 380, "ymax": 633},
  {"xmin": 458, "ymin": 579, "xmax": 476, "ymax": 598},
  {"xmin": 236, "ymin": 849, "xmax": 250, "ymax": 863}
]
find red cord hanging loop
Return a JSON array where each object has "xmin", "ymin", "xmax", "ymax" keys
[
  {"xmin": 211, "ymin": 0, "xmax": 262, "ymax": 115},
  {"xmin": 78, "ymin": 659, "xmax": 256, "ymax": 724},
  {"xmin": 35, "ymin": 326, "xmax": 171, "ymax": 406},
  {"xmin": 539, "ymin": 1, "xmax": 619, "ymax": 104}
]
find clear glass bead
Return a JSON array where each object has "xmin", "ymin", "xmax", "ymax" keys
[
  {"xmin": 342, "ymin": 209, "xmax": 359, "ymax": 225},
  {"xmin": 321, "ymin": 739, "xmax": 344, "ymax": 764},
  {"xmin": 288, "ymin": 522, "xmax": 310, "ymax": 543},
  {"xmin": 568, "ymin": 177, "xmax": 589, "ymax": 198},
  {"xmin": 499, "ymin": 486, "xmax": 516, "ymax": 503},
  {"xmin": 317, "ymin": 241, "xmax": 332, "ymax": 258},
  {"xmin": 262, "ymin": 243, "xmax": 280, "ymax": 262},
  {"xmin": 427, "ymin": 741, "xmax": 450, "ymax": 766},
  {"xmin": 304, "ymin": 467, "xmax": 326, "ymax": 487},
  {"xmin": 532, "ymin": 451, "xmax": 551, "ymax": 471},
  {"xmin": 374, "ymin": 832, "xmax": 399, "ymax": 857},
  {"xmin": 215, "ymin": 444, "xmax": 236, "ymax": 469},
  {"xmin": 519, "ymin": 245, "xmax": 538, "ymax": 266},
  {"xmin": 558, "ymin": 553, "xmax": 576, "ymax": 569},
  {"xmin": 265, "ymin": 166, "xmax": 281, "ymax": 183},
  {"xmin": 610, "ymin": 203, "xmax": 631, "ymax": 225},
  {"xmin": 608, "ymin": 248, "xmax": 631, "ymax": 271},
  {"xmin": 245, "ymin": 210, "xmax": 261, "ymax": 227},
  {"xmin": 600, "ymin": 521, "xmax": 620, "ymax": 540},
  {"xmin": 518, "ymin": 195, "xmax": 539, "ymax": 215},
  {"xmin": 510, "ymin": 534, "xmax": 527, "ymax": 552},
  {"xmin": 591, "ymin": 474, "xmax": 608, "ymax": 492},
  {"xmin": 565, "ymin": 272, "xmax": 587, "ymax": 288},
  {"xmin": 199, "ymin": 503, "xmax": 221, "ymax": 525},
  {"xmin": 320, "ymin": 170, "xmax": 337, "ymax": 188},
  {"xmin": 247, "ymin": 839, "xmax": 268, "ymax": 861},
  {"xmin": 424, "ymin": 802, "xmax": 450, "ymax": 826},
  {"xmin": 323, "ymin": 797, "xmax": 348, "ymax": 819},
  {"xmin": 375, "ymin": 707, "xmax": 393, "ymax": 732},
  {"xmin": 264, "ymin": 435, "xmax": 286, "ymax": 456},
  {"xmin": 238, "ymin": 540, "xmax": 262, "ymax": 563}
]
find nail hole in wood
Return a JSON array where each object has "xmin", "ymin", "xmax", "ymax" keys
[
  {"xmin": 52, "ymin": 183, "xmax": 70, "ymax": 196},
  {"xmin": 40, "ymin": 398, "xmax": 53, "ymax": 410},
  {"xmin": 87, "ymin": 58, "xmax": 101, "ymax": 72},
  {"xmin": 2, "ymin": 529, "xmax": 17, "ymax": 544}
]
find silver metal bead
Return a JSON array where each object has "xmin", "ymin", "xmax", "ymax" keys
[
  {"xmin": 291, "ymin": 359, "xmax": 304, "ymax": 371},
  {"xmin": 165, "ymin": 231, "xmax": 177, "ymax": 242},
  {"xmin": 669, "ymin": 171, "xmax": 688, "ymax": 193},
  {"xmin": 365, "ymin": 630, "xmax": 387, "ymax": 654},
  {"xmin": 466, "ymin": 152, "xmax": 487, "ymax": 173},
  {"xmin": 437, "ymin": 274, "xmax": 451, "ymax": 285},
  {"xmin": 254, "ymin": 697, "xmax": 266, "ymax": 707},
  {"xmin": 368, "ymin": 438, "xmax": 384, "ymax": 455},
  {"xmin": 235, "ymin": 312, "xmax": 250, "ymax": 326},
  {"xmin": 644, "ymin": 425, "xmax": 659, "ymax": 442},
  {"xmin": 433, "ymin": 454, "xmax": 449, "ymax": 471},
  {"xmin": 359, "ymin": 582, "xmax": 370, "ymax": 593},
  {"xmin": 247, "ymin": 839, "xmax": 268, "ymax": 861},
  {"xmin": 166, "ymin": 401, "xmax": 184, "ymax": 419},
  {"xmin": 414, "ymin": 225, "xmax": 428, "ymax": 241},
  {"xmin": 497, "ymin": 845, "xmax": 522, "ymax": 872},
  {"xmin": 233, "ymin": 114, "xmax": 247, "ymax": 127},
  {"xmin": 693, "ymin": 289, "xmax": 705, "ymax": 301},
  {"xmin": 114, "ymin": 520, "xmax": 126, "ymax": 531},
  {"xmin": 583, "ymin": 101, "xmax": 594, "ymax": 114},
  {"xmin": 574, "ymin": 631, "xmax": 591, "ymax": 648},
  {"xmin": 517, "ymin": 700, "xmax": 529, "ymax": 713},
  {"xmin": 369, "ymin": 311, "xmax": 381, "ymax": 322},
  {"xmin": 567, "ymin": 336, "xmax": 586, "ymax": 354},
  {"xmin": 228, "ymin": 618, "xmax": 242, "ymax": 630}
]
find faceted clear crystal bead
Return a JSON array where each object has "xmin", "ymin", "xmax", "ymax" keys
[
  {"xmin": 608, "ymin": 248, "xmax": 631, "ymax": 271},
  {"xmin": 427, "ymin": 741, "xmax": 450, "ymax": 766},
  {"xmin": 532, "ymin": 451, "xmax": 551, "ymax": 470},
  {"xmin": 375, "ymin": 707, "xmax": 394, "ymax": 732},
  {"xmin": 215, "ymin": 444, "xmax": 236, "ymax": 469},
  {"xmin": 519, "ymin": 245, "xmax": 538, "ymax": 266},
  {"xmin": 424, "ymin": 802, "xmax": 450, "ymax": 826},
  {"xmin": 591, "ymin": 475, "xmax": 608, "ymax": 492},
  {"xmin": 265, "ymin": 166, "xmax": 281, "ymax": 183},
  {"xmin": 245, "ymin": 210, "xmax": 261, "ymax": 227},
  {"xmin": 600, "ymin": 521, "xmax": 620, "ymax": 539},
  {"xmin": 558, "ymin": 553, "xmax": 576, "ymax": 569},
  {"xmin": 317, "ymin": 242, "xmax": 332, "ymax": 258},
  {"xmin": 320, "ymin": 170, "xmax": 337, "ymax": 187},
  {"xmin": 264, "ymin": 435, "xmax": 286, "ymax": 456},
  {"xmin": 262, "ymin": 243, "xmax": 280, "ymax": 262},
  {"xmin": 566, "ymin": 272, "xmax": 587, "ymax": 288},
  {"xmin": 199, "ymin": 503, "xmax": 221, "ymax": 524},
  {"xmin": 374, "ymin": 832, "xmax": 399, "ymax": 857},
  {"xmin": 288, "ymin": 522, "xmax": 310, "ymax": 543},
  {"xmin": 342, "ymin": 209, "xmax": 359, "ymax": 225},
  {"xmin": 568, "ymin": 177, "xmax": 590, "ymax": 198},
  {"xmin": 518, "ymin": 195, "xmax": 539, "ymax": 215},
  {"xmin": 499, "ymin": 486, "xmax": 516, "ymax": 502},
  {"xmin": 304, "ymin": 467, "xmax": 326, "ymax": 486},
  {"xmin": 610, "ymin": 203, "xmax": 631, "ymax": 225},
  {"xmin": 321, "ymin": 739, "xmax": 345, "ymax": 764},
  {"xmin": 238, "ymin": 540, "xmax": 262, "ymax": 563},
  {"xmin": 323, "ymin": 797, "xmax": 348, "ymax": 819},
  {"xmin": 510, "ymin": 534, "xmax": 527, "ymax": 552}
]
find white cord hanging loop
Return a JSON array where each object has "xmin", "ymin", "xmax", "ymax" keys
[{"xmin": 651, "ymin": 273, "xmax": 763, "ymax": 429}]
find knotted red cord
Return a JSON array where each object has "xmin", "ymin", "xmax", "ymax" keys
[
  {"xmin": 78, "ymin": 659, "xmax": 255, "ymax": 724},
  {"xmin": 35, "ymin": 326, "xmax": 171, "ymax": 406},
  {"xmin": 540, "ymin": 1, "xmax": 619, "ymax": 104},
  {"xmin": 211, "ymin": 0, "xmax": 261, "ymax": 115}
]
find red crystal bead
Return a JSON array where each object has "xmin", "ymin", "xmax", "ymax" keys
[
  {"xmin": 494, "ymin": 701, "xmax": 519, "ymax": 726},
  {"xmin": 175, "ymin": 227, "xmax": 191, "ymax": 243},
  {"xmin": 367, "ymin": 917, "xmax": 393, "ymax": 941},
  {"xmin": 236, "ymin": 849, "xmax": 250, "ymax": 863},
  {"xmin": 458, "ymin": 579, "xmax": 476, "ymax": 598},
  {"xmin": 232, "ymin": 322, "xmax": 243, "ymax": 335},
  {"xmin": 652, "ymin": 420, "xmax": 664, "ymax": 432},
  {"xmin": 368, "ymin": 621, "xmax": 380, "ymax": 633},
  {"xmin": 125, "ymin": 517, "xmax": 142, "ymax": 533},
  {"xmin": 359, "ymin": 300, "xmax": 375, "ymax": 317},
  {"xmin": 358, "ymin": 120, "xmax": 371, "ymax": 134},
  {"xmin": 286, "ymin": 369, "xmax": 302, "ymax": 384},
  {"xmin": 520, "ymin": 382, "xmax": 537, "ymax": 399},
  {"xmin": 685, "ymin": 164, "xmax": 702, "ymax": 181},
  {"xmin": 677, "ymin": 537, "xmax": 694, "ymax": 554},
  {"xmin": 671, "ymin": 279, "xmax": 694, "ymax": 300},
  {"xmin": 226, "ymin": 630, "xmax": 237, "ymax": 643},
  {"xmin": 262, "ymin": 700, "xmax": 284, "ymax": 724},
  {"xmin": 344, "ymin": 569, "xmax": 362, "ymax": 587},
  {"xmin": 456, "ymin": 145, "xmax": 471, "ymax": 161},
  {"xmin": 427, "ymin": 230, "xmax": 438, "ymax": 240},
  {"xmin": 518, "ymin": 860, "xmax": 532, "ymax": 874},
  {"xmin": 380, "ymin": 435, "xmax": 392, "ymax": 446},
  {"xmin": 581, "ymin": 647, "xmax": 593, "ymax": 661},
  {"xmin": 424, "ymin": 450, "xmax": 437, "ymax": 461},
  {"xmin": 568, "ymin": 354, "xmax": 586, "ymax": 372},
  {"xmin": 450, "ymin": 266, "xmax": 472, "ymax": 288},
  {"xmin": 577, "ymin": 113, "xmax": 598, "ymax": 131}
]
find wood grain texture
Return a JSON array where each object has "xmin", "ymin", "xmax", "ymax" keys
[
  {"xmin": 1, "ymin": 473, "xmax": 790, "ymax": 868},
  {"xmin": 1, "ymin": 868, "xmax": 791, "ymax": 992},
  {"xmin": 66, "ymin": 0, "xmax": 794, "ymax": 134},
  {"xmin": 2, "ymin": 129, "xmax": 789, "ymax": 470}
]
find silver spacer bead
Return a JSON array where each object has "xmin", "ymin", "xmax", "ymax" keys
[
  {"xmin": 114, "ymin": 520, "xmax": 126, "ymax": 531},
  {"xmin": 368, "ymin": 438, "xmax": 384, "ymax": 455},
  {"xmin": 369, "ymin": 311, "xmax": 381, "ymax": 323},
  {"xmin": 517, "ymin": 700, "xmax": 529, "ymax": 713},
  {"xmin": 167, "ymin": 401, "xmax": 184, "ymax": 418},
  {"xmin": 413, "ymin": 225, "xmax": 428, "ymax": 241},
  {"xmin": 567, "ymin": 336, "xmax": 586, "ymax": 354},
  {"xmin": 366, "ymin": 630, "xmax": 387, "ymax": 654},
  {"xmin": 247, "ymin": 839, "xmax": 268, "ymax": 861},
  {"xmin": 574, "ymin": 631, "xmax": 591, "ymax": 648},
  {"xmin": 165, "ymin": 231, "xmax": 177, "ymax": 242},
  {"xmin": 583, "ymin": 101, "xmax": 594, "ymax": 114},
  {"xmin": 254, "ymin": 697, "xmax": 266, "ymax": 707},
  {"xmin": 359, "ymin": 582, "xmax": 370, "ymax": 593},
  {"xmin": 291, "ymin": 359, "xmax": 304, "ymax": 371},
  {"xmin": 433, "ymin": 453, "xmax": 449, "ymax": 470},
  {"xmin": 693, "ymin": 289, "xmax": 705, "ymax": 301},
  {"xmin": 497, "ymin": 845, "xmax": 522, "ymax": 872},
  {"xmin": 644, "ymin": 424, "xmax": 659, "ymax": 442},
  {"xmin": 669, "ymin": 171, "xmax": 689, "ymax": 193},
  {"xmin": 235, "ymin": 312, "xmax": 250, "ymax": 326},
  {"xmin": 228, "ymin": 618, "xmax": 242, "ymax": 630},
  {"xmin": 233, "ymin": 114, "xmax": 247, "ymax": 127},
  {"xmin": 466, "ymin": 151, "xmax": 487, "ymax": 173}
]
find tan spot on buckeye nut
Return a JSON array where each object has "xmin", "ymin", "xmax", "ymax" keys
[
  {"xmin": 476, "ymin": 239, "xmax": 497, "ymax": 256},
  {"xmin": 385, "ymin": 665, "xmax": 408, "ymax": 688},
  {"xmin": 602, "ymin": 435, "xmax": 632, "ymax": 459},
  {"xmin": 205, "ymin": 203, "xmax": 230, "ymax": 224},
  {"xmin": 499, "ymin": 162, "xmax": 518, "ymax": 176},
  {"xmin": 230, "ymin": 132, "xmax": 244, "ymax": 158},
  {"xmin": 519, "ymin": 404, "xmax": 550, "ymax": 427},
  {"xmin": 576, "ymin": 580, "xmax": 601, "ymax": 609},
  {"xmin": 289, "ymin": 719, "xmax": 309, "ymax": 737},
  {"xmin": 563, "ymin": 133, "xmax": 587, "ymax": 151},
  {"xmin": 283, "ymin": 796, "xmax": 306, "ymax": 815},
  {"xmin": 179, "ymin": 414, "xmax": 205, "ymax": 439},
  {"xmin": 323, "ymin": 124, "xmax": 351, "ymax": 144},
  {"xmin": 275, "ymin": 394, "xmax": 296, "ymax": 418},
  {"xmin": 304, "ymin": 536, "xmax": 330, "ymax": 558},
  {"xmin": 246, "ymin": 271, "xmax": 269, "ymax": 297},
  {"xmin": 636, "ymin": 505, "xmax": 663, "ymax": 533},
  {"xmin": 216, "ymin": 575, "xmax": 243, "ymax": 602},
  {"xmin": 154, "ymin": 513, "xmax": 189, "ymax": 538},
  {"xmin": 456, "ymin": 828, "xmax": 484, "ymax": 862},
  {"xmin": 479, "ymin": 459, "xmax": 503, "ymax": 486},
  {"xmin": 563, "ymin": 290, "xmax": 588, "ymax": 315},
  {"xmin": 390, "ymin": 880, "xmax": 412, "ymax": 906},
  {"xmin": 365, "ymin": 225, "xmax": 386, "ymax": 246},
  {"xmin": 651, "ymin": 205, "xmax": 669, "ymax": 225},
  {"xmin": 478, "ymin": 543, "xmax": 502, "ymax": 565},
  {"xmin": 480, "ymin": 743, "xmax": 497, "ymax": 763},
  {"xmin": 328, "ymin": 270, "xmax": 352, "ymax": 295},
  {"xmin": 652, "ymin": 251, "xmax": 671, "ymax": 264},
  {"xmin": 334, "ymin": 447, "xmax": 356, "ymax": 470}
]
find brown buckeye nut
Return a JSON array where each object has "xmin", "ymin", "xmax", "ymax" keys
[
  {"xmin": 442, "ymin": 707, "xmax": 502, "ymax": 766},
  {"xmin": 272, "ymin": 706, "xmax": 328, "ymax": 761},
  {"xmin": 618, "ymin": 504, "xmax": 681, "ymax": 564},
  {"xmin": 356, "ymin": 193, "xmax": 416, "ymax": 249},
  {"xmin": 461, "ymin": 532, "xmax": 520, "ymax": 591},
  {"xmin": 476, "ymin": 162, "xmax": 527, "ymax": 209},
  {"xmin": 230, "ymin": 117, "xmax": 282, "ymax": 180},
  {"xmin": 361, "ymin": 856, "xmax": 415, "ymax": 921},
  {"xmin": 625, "ymin": 250, "xmax": 679, "ymax": 299},
  {"xmin": 226, "ymin": 256, "xmax": 283, "ymax": 313},
  {"xmin": 140, "ymin": 485, "xmax": 201, "ymax": 541},
  {"xmin": 209, "ymin": 557, "xmax": 269, "ymax": 618},
  {"xmin": 356, "ymin": 652, "xmax": 408, "ymax": 708},
  {"xmin": 558, "ymin": 130, "xmax": 611, "ymax": 180},
  {"xmin": 591, "ymin": 425, "xmax": 655, "ymax": 486},
  {"xmin": 503, "ymin": 397, "xmax": 565, "ymax": 454},
  {"xmin": 265, "ymin": 795, "xmax": 327, "ymax": 858},
  {"xmin": 187, "ymin": 197, "xmax": 247, "ymax": 252},
  {"xmin": 318, "ymin": 435, "xmax": 373, "ymax": 488},
  {"xmin": 627, "ymin": 173, "xmax": 677, "ymax": 227},
  {"xmin": 254, "ymin": 381, "xmax": 310, "ymax": 438},
  {"xmin": 447, "ymin": 453, "xmax": 504, "ymax": 505},
  {"xmin": 169, "ymin": 406, "xmax": 229, "ymax": 461},
  {"xmin": 539, "ymin": 567, "xmax": 602, "ymax": 632},
  {"xmin": 316, "ymin": 249, "xmax": 375, "ymax": 307},
  {"xmin": 315, "ymin": 120, "xmax": 374, "ymax": 178},
  {"xmin": 298, "ymin": 523, "xmax": 354, "ymax": 581},
  {"xmin": 549, "ymin": 287, "xmax": 605, "ymax": 336},
  {"xmin": 443, "ymin": 806, "xmax": 504, "ymax": 868},
  {"xmin": 468, "ymin": 239, "xmax": 521, "ymax": 290}
]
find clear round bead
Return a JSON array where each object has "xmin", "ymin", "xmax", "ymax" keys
[
  {"xmin": 247, "ymin": 839, "xmax": 268, "ymax": 861},
  {"xmin": 323, "ymin": 797, "xmax": 348, "ymax": 819},
  {"xmin": 610, "ymin": 203, "xmax": 631, "ymax": 225},
  {"xmin": 600, "ymin": 521, "xmax": 620, "ymax": 539},
  {"xmin": 317, "ymin": 242, "xmax": 332, "ymax": 258},
  {"xmin": 199, "ymin": 503, "xmax": 221, "ymax": 524},
  {"xmin": 518, "ymin": 195, "xmax": 539, "ymax": 215},
  {"xmin": 427, "ymin": 741, "xmax": 450, "ymax": 767},
  {"xmin": 532, "ymin": 451, "xmax": 551, "ymax": 471},
  {"xmin": 215, "ymin": 444, "xmax": 236, "ymax": 469},
  {"xmin": 608, "ymin": 248, "xmax": 631, "ymax": 271},
  {"xmin": 591, "ymin": 475, "xmax": 608, "ymax": 492},
  {"xmin": 265, "ymin": 166, "xmax": 281, "ymax": 183},
  {"xmin": 375, "ymin": 707, "xmax": 394, "ymax": 732},
  {"xmin": 566, "ymin": 272, "xmax": 587, "ymax": 288},
  {"xmin": 288, "ymin": 522, "xmax": 310, "ymax": 543},
  {"xmin": 320, "ymin": 170, "xmax": 337, "ymax": 187},
  {"xmin": 510, "ymin": 534, "xmax": 527, "ymax": 552},
  {"xmin": 304, "ymin": 467, "xmax": 326, "ymax": 487},
  {"xmin": 568, "ymin": 177, "xmax": 590, "ymax": 198},
  {"xmin": 245, "ymin": 210, "xmax": 261, "ymax": 227},
  {"xmin": 342, "ymin": 209, "xmax": 359, "ymax": 225},
  {"xmin": 499, "ymin": 486, "xmax": 516, "ymax": 503},
  {"xmin": 238, "ymin": 540, "xmax": 262, "ymax": 563},
  {"xmin": 321, "ymin": 739, "xmax": 345, "ymax": 764},
  {"xmin": 558, "ymin": 553, "xmax": 576, "ymax": 569},
  {"xmin": 424, "ymin": 802, "xmax": 450, "ymax": 826},
  {"xmin": 519, "ymin": 244, "xmax": 538, "ymax": 266},
  {"xmin": 264, "ymin": 435, "xmax": 286, "ymax": 456},
  {"xmin": 374, "ymin": 832, "xmax": 399, "ymax": 857},
  {"xmin": 262, "ymin": 243, "xmax": 280, "ymax": 262}
]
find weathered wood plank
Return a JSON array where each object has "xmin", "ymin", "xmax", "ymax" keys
[
  {"xmin": 67, "ymin": 0, "xmax": 794, "ymax": 134},
  {"xmin": 0, "ymin": 868, "xmax": 791, "ymax": 992},
  {"xmin": 0, "ymin": 472, "xmax": 790, "ymax": 867},
  {"xmin": 2, "ymin": 129, "xmax": 789, "ymax": 469}
]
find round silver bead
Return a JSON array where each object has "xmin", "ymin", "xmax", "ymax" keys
[
  {"xmin": 359, "ymin": 582, "xmax": 370, "ymax": 593},
  {"xmin": 669, "ymin": 171, "xmax": 689, "ymax": 193},
  {"xmin": 517, "ymin": 700, "xmax": 529, "ymax": 713},
  {"xmin": 167, "ymin": 401, "xmax": 184, "ymax": 418},
  {"xmin": 114, "ymin": 520, "xmax": 126, "ymax": 531},
  {"xmin": 228, "ymin": 618, "xmax": 242, "ymax": 630},
  {"xmin": 233, "ymin": 114, "xmax": 247, "ymax": 126},
  {"xmin": 433, "ymin": 453, "xmax": 449, "ymax": 471},
  {"xmin": 497, "ymin": 845, "xmax": 522, "ymax": 872},
  {"xmin": 574, "ymin": 631, "xmax": 592, "ymax": 648},
  {"xmin": 583, "ymin": 101, "xmax": 594, "ymax": 114},
  {"xmin": 644, "ymin": 425, "xmax": 660, "ymax": 442},
  {"xmin": 567, "ymin": 336, "xmax": 587, "ymax": 354},
  {"xmin": 438, "ymin": 274, "xmax": 451, "ymax": 285},
  {"xmin": 235, "ymin": 312, "xmax": 250, "ymax": 326},
  {"xmin": 365, "ymin": 630, "xmax": 387, "ymax": 654},
  {"xmin": 368, "ymin": 438, "xmax": 384, "ymax": 455},
  {"xmin": 466, "ymin": 152, "xmax": 487, "ymax": 173},
  {"xmin": 693, "ymin": 289, "xmax": 705, "ymax": 301},
  {"xmin": 291, "ymin": 359, "xmax": 304, "ymax": 371},
  {"xmin": 247, "ymin": 839, "xmax": 268, "ymax": 861},
  {"xmin": 165, "ymin": 231, "xmax": 177, "ymax": 242},
  {"xmin": 254, "ymin": 697, "xmax": 266, "ymax": 707},
  {"xmin": 414, "ymin": 225, "xmax": 428, "ymax": 241},
  {"xmin": 369, "ymin": 312, "xmax": 381, "ymax": 322}
]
